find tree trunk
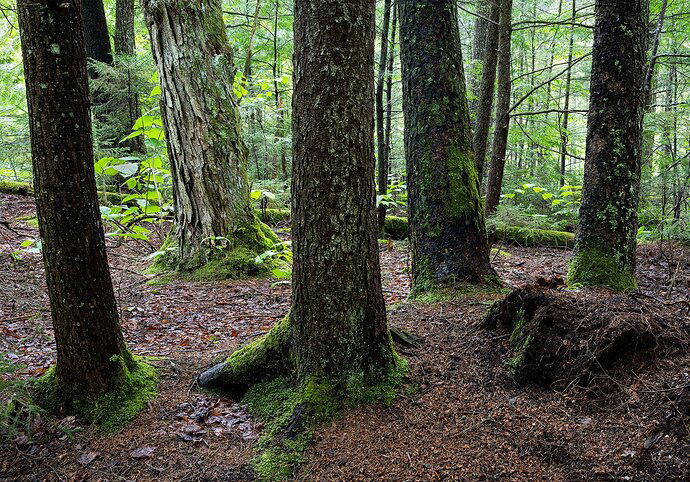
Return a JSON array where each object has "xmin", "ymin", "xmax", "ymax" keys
[
  {"xmin": 484, "ymin": 0, "xmax": 512, "ymax": 216},
  {"xmin": 114, "ymin": 0, "xmax": 145, "ymax": 153},
  {"xmin": 376, "ymin": 0, "xmax": 392, "ymax": 232},
  {"xmin": 272, "ymin": 0, "xmax": 287, "ymax": 180},
  {"xmin": 559, "ymin": 0, "xmax": 575, "ymax": 188},
  {"xmin": 242, "ymin": 0, "xmax": 262, "ymax": 89},
  {"xmin": 566, "ymin": 0, "xmax": 647, "ymax": 292},
  {"xmin": 382, "ymin": 7, "xmax": 397, "ymax": 190},
  {"xmin": 469, "ymin": 0, "xmax": 490, "ymax": 123},
  {"xmin": 198, "ymin": 0, "xmax": 399, "ymax": 397},
  {"xmin": 399, "ymin": 0, "xmax": 496, "ymax": 294},
  {"xmin": 17, "ymin": 0, "xmax": 136, "ymax": 407},
  {"xmin": 472, "ymin": 0, "xmax": 500, "ymax": 182},
  {"xmin": 143, "ymin": 0, "xmax": 277, "ymax": 272},
  {"xmin": 82, "ymin": 0, "xmax": 112, "ymax": 67}
]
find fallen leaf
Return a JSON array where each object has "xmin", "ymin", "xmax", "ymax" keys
[
  {"xmin": 77, "ymin": 451, "xmax": 98, "ymax": 466},
  {"xmin": 130, "ymin": 446, "xmax": 155, "ymax": 459}
]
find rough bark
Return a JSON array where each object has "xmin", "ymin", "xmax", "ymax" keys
[
  {"xmin": 291, "ymin": 0, "xmax": 395, "ymax": 383},
  {"xmin": 17, "ymin": 0, "xmax": 133, "ymax": 402},
  {"xmin": 484, "ymin": 0, "xmax": 513, "ymax": 215},
  {"xmin": 399, "ymin": 0, "xmax": 496, "ymax": 294},
  {"xmin": 472, "ymin": 0, "xmax": 500, "ymax": 181},
  {"xmin": 567, "ymin": 0, "xmax": 647, "ymax": 291},
  {"xmin": 114, "ymin": 0, "xmax": 145, "ymax": 153},
  {"xmin": 198, "ymin": 0, "xmax": 398, "ymax": 394},
  {"xmin": 376, "ymin": 0, "xmax": 392, "ymax": 233},
  {"xmin": 469, "ymin": 0, "xmax": 491, "ymax": 122},
  {"xmin": 143, "ymin": 0, "xmax": 275, "ymax": 271}
]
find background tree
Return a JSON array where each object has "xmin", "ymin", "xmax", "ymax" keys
[
  {"xmin": 199, "ymin": 0, "xmax": 400, "ymax": 398},
  {"xmin": 484, "ymin": 0, "xmax": 513, "ymax": 215},
  {"xmin": 566, "ymin": 0, "xmax": 648, "ymax": 291},
  {"xmin": 376, "ymin": 0, "xmax": 393, "ymax": 231},
  {"xmin": 398, "ymin": 0, "xmax": 496, "ymax": 293},
  {"xmin": 143, "ymin": 0, "xmax": 279, "ymax": 273},
  {"xmin": 17, "ymin": 0, "xmax": 154, "ymax": 424}
]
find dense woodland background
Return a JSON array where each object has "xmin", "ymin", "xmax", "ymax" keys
[{"xmin": 0, "ymin": 0, "xmax": 689, "ymax": 242}]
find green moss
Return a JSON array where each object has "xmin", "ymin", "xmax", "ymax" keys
[
  {"xmin": 505, "ymin": 309, "xmax": 532, "ymax": 375},
  {"xmin": 238, "ymin": 351, "xmax": 409, "ymax": 481},
  {"xmin": 187, "ymin": 246, "xmax": 264, "ymax": 281},
  {"xmin": 490, "ymin": 224, "xmax": 575, "ymax": 248},
  {"xmin": 33, "ymin": 355, "xmax": 157, "ymax": 433},
  {"xmin": 16, "ymin": 215, "xmax": 39, "ymax": 228},
  {"xmin": 383, "ymin": 216, "xmax": 409, "ymax": 240},
  {"xmin": 254, "ymin": 208, "xmax": 291, "ymax": 226},
  {"xmin": 447, "ymin": 146, "xmax": 481, "ymax": 220},
  {"xmin": 0, "ymin": 180, "xmax": 33, "ymax": 195},
  {"xmin": 566, "ymin": 245, "xmax": 637, "ymax": 292}
]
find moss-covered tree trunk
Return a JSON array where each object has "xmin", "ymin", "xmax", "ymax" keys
[
  {"xmin": 143, "ymin": 0, "xmax": 277, "ymax": 272},
  {"xmin": 199, "ymin": 0, "xmax": 399, "ymax": 397},
  {"xmin": 484, "ymin": 0, "xmax": 513, "ymax": 216},
  {"xmin": 566, "ymin": 0, "xmax": 647, "ymax": 291},
  {"xmin": 376, "ymin": 0, "xmax": 392, "ymax": 232},
  {"xmin": 17, "ymin": 0, "xmax": 136, "ymax": 405},
  {"xmin": 472, "ymin": 0, "xmax": 501, "ymax": 181},
  {"xmin": 398, "ymin": 0, "xmax": 496, "ymax": 294}
]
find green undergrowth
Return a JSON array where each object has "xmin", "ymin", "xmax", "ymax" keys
[
  {"xmin": 33, "ymin": 355, "xmax": 158, "ymax": 433},
  {"xmin": 566, "ymin": 245, "xmax": 637, "ymax": 292},
  {"xmin": 254, "ymin": 208, "xmax": 291, "ymax": 226},
  {"xmin": 241, "ymin": 353, "xmax": 409, "ymax": 480},
  {"xmin": 0, "ymin": 356, "xmax": 44, "ymax": 442}
]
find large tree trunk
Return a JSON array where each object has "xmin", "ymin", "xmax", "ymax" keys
[
  {"xmin": 484, "ymin": 0, "xmax": 513, "ymax": 215},
  {"xmin": 17, "ymin": 0, "xmax": 139, "ymax": 408},
  {"xmin": 198, "ymin": 0, "xmax": 398, "ymax": 396},
  {"xmin": 399, "ymin": 0, "xmax": 496, "ymax": 294},
  {"xmin": 114, "ymin": 0, "xmax": 145, "ymax": 153},
  {"xmin": 143, "ymin": 0, "xmax": 277, "ymax": 272},
  {"xmin": 566, "ymin": 0, "xmax": 647, "ymax": 291},
  {"xmin": 376, "ymin": 0, "xmax": 392, "ymax": 233},
  {"xmin": 469, "ymin": 0, "xmax": 491, "ymax": 124},
  {"xmin": 472, "ymin": 0, "xmax": 500, "ymax": 181},
  {"xmin": 82, "ymin": 0, "xmax": 112, "ymax": 67}
]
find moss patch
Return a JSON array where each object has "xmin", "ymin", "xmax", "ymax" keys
[
  {"xmin": 566, "ymin": 245, "xmax": 637, "ymax": 292},
  {"xmin": 241, "ymin": 352, "xmax": 409, "ymax": 481},
  {"xmin": 33, "ymin": 355, "xmax": 157, "ymax": 433},
  {"xmin": 254, "ymin": 208, "xmax": 291, "ymax": 226},
  {"xmin": 0, "ymin": 180, "xmax": 33, "ymax": 196},
  {"xmin": 489, "ymin": 224, "xmax": 575, "ymax": 248},
  {"xmin": 383, "ymin": 216, "xmax": 409, "ymax": 240}
]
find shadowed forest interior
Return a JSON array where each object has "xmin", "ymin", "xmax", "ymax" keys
[{"xmin": 0, "ymin": 0, "xmax": 689, "ymax": 479}]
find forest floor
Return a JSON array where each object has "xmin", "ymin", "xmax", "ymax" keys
[{"xmin": 0, "ymin": 191, "xmax": 689, "ymax": 481}]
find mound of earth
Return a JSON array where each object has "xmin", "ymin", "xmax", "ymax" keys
[{"xmin": 484, "ymin": 285, "xmax": 689, "ymax": 388}]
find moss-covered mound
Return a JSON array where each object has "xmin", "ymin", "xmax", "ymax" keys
[
  {"xmin": 566, "ymin": 244, "xmax": 637, "ymax": 292},
  {"xmin": 33, "ymin": 355, "xmax": 157, "ymax": 432},
  {"xmin": 254, "ymin": 208, "xmax": 291, "ymax": 226},
  {"xmin": 484, "ymin": 286, "xmax": 689, "ymax": 388},
  {"xmin": 489, "ymin": 224, "xmax": 575, "ymax": 248},
  {"xmin": 0, "ymin": 180, "xmax": 33, "ymax": 196},
  {"xmin": 383, "ymin": 215, "xmax": 409, "ymax": 240}
]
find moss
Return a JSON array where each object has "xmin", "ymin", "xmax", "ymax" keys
[
  {"xmin": 187, "ymin": 246, "xmax": 264, "ymax": 281},
  {"xmin": 446, "ymin": 146, "xmax": 482, "ymax": 220},
  {"xmin": 383, "ymin": 215, "xmax": 409, "ymax": 240},
  {"xmin": 33, "ymin": 355, "xmax": 157, "ymax": 433},
  {"xmin": 490, "ymin": 224, "xmax": 575, "ymax": 248},
  {"xmin": 0, "ymin": 180, "xmax": 33, "ymax": 196},
  {"xmin": 566, "ymin": 245, "xmax": 637, "ymax": 292},
  {"xmin": 505, "ymin": 309, "xmax": 532, "ymax": 375},
  {"xmin": 16, "ymin": 215, "xmax": 39, "ymax": 228},
  {"xmin": 240, "ymin": 352, "xmax": 409, "ymax": 481},
  {"xmin": 255, "ymin": 208, "xmax": 291, "ymax": 226}
]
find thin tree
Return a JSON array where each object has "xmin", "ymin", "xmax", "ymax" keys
[
  {"xmin": 566, "ymin": 0, "xmax": 647, "ymax": 291},
  {"xmin": 199, "ymin": 0, "xmax": 401, "ymax": 401},
  {"xmin": 376, "ymin": 0, "xmax": 393, "ymax": 232},
  {"xmin": 398, "ymin": 0, "xmax": 496, "ymax": 294},
  {"xmin": 143, "ymin": 0, "xmax": 279, "ymax": 272},
  {"xmin": 17, "ymin": 0, "xmax": 154, "ymax": 424},
  {"xmin": 484, "ymin": 0, "xmax": 513, "ymax": 215},
  {"xmin": 472, "ymin": 0, "xmax": 501, "ymax": 181}
]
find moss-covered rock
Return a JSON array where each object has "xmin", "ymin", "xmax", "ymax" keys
[
  {"xmin": 0, "ymin": 180, "xmax": 33, "ymax": 196},
  {"xmin": 254, "ymin": 208, "xmax": 291, "ymax": 226},
  {"xmin": 383, "ymin": 215, "xmax": 409, "ymax": 240},
  {"xmin": 33, "ymin": 355, "xmax": 157, "ymax": 432}
]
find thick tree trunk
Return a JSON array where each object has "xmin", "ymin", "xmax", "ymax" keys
[
  {"xmin": 143, "ymin": 0, "xmax": 276, "ymax": 271},
  {"xmin": 82, "ymin": 0, "xmax": 112, "ymax": 67},
  {"xmin": 472, "ymin": 0, "xmax": 500, "ymax": 181},
  {"xmin": 399, "ymin": 0, "xmax": 496, "ymax": 294},
  {"xmin": 198, "ymin": 0, "xmax": 398, "ymax": 395},
  {"xmin": 484, "ymin": 0, "xmax": 513, "ymax": 215},
  {"xmin": 114, "ymin": 0, "xmax": 145, "ymax": 153},
  {"xmin": 17, "ymin": 0, "xmax": 133, "ymax": 403},
  {"xmin": 376, "ymin": 0, "xmax": 392, "ymax": 232},
  {"xmin": 566, "ymin": 0, "xmax": 647, "ymax": 292},
  {"xmin": 382, "ymin": 7, "xmax": 396, "ymax": 190}
]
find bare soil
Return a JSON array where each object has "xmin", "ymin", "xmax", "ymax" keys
[{"xmin": 1, "ymin": 192, "xmax": 688, "ymax": 480}]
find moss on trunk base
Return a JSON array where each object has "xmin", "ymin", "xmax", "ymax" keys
[
  {"xmin": 33, "ymin": 355, "xmax": 157, "ymax": 432},
  {"xmin": 566, "ymin": 245, "xmax": 637, "ymax": 292}
]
